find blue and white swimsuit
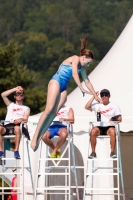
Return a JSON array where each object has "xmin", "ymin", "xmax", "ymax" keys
[{"xmin": 51, "ymin": 63, "xmax": 82, "ymax": 92}]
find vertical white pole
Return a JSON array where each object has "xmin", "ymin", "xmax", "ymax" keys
[
  {"xmin": 116, "ymin": 124, "xmax": 120, "ymax": 200},
  {"xmin": 22, "ymin": 135, "xmax": 24, "ymax": 200},
  {"xmin": 68, "ymin": 130, "xmax": 71, "ymax": 199},
  {"xmin": 2, "ymin": 139, "xmax": 4, "ymax": 200},
  {"xmin": 65, "ymin": 168, "xmax": 67, "ymax": 200},
  {"xmin": 2, "ymin": 158, "xmax": 4, "ymax": 200}
]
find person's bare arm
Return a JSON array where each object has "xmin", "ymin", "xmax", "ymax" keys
[
  {"xmin": 110, "ymin": 115, "xmax": 122, "ymax": 122},
  {"xmin": 84, "ymin": 96, "xmax": 95, "ymax": 111},
  {"xmin": 59, "ymin": 108, "xmax": 75, "ymax": 123},
  {"xmin": 72, "ymin": 56, "xmax": 92, "ymax": 95},
  {"xmin": 118, "ymin": 115, "xmax": 122, "ymax": 122},
  {"xmin": 14, "ymin": 108, "xmax": 30, "ymax": 125},
  {"xmin": 1, "ymin": 86, "xmax": 24, "ymax": 106},
  {"xmin": 80, "ymin": 67, "xmax": 102, "ymax": 102}
]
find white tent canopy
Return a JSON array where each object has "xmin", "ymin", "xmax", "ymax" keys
[
  {"xmin": 29, "ymin": 15, "xmax": 133, "ymax": 132},
  {"xmin": 22, "ymin": 15, "xmax": 133, "ymax": 200},
  {"xmin": 66, "ymin": 15, "xmax": 133, "ymax": 133}
]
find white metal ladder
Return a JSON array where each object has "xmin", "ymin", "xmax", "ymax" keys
[
  {"xmin": 83, "ymin": 122, "xmax": 125, "ymax": 200},
  {"xmin": 0, "ymin": 121, "xmax": 34, "ymax": 200},
  {"xmin": 34, "ymin": 123, "xmax": 79, "ymax": 200}
]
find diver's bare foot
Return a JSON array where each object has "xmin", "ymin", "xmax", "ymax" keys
[{"xmin": 30, "ymin": 139, "xmax": 37, "ymax": 150}]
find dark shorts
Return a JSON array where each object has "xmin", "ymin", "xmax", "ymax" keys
[
  {"xmin": 1, "ymin": 123, "xmax": 30, "ymax": 140},
  {"xmin": 97, "ymin": 126, "xmax": 115, "ymax": 135},
  {"xmin": 2, "ymin": 123, "xmax": 15, "ymax": 135},
  {"xmin": 48, "ymin": 124, "xmax": 67, "ymax": 139}
]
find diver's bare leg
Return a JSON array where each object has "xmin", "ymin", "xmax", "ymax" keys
[
  {"xmin": 56, "ymin": 90, "xmax": 67, "ymax": 113},
  {"xmin": 30, "ymin": 80, "xmax": 61, "ymax": 150}
]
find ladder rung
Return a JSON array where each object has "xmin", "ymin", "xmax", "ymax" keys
[
  {"xmin": 85, "ymin": 188, "xmax": 118, "ymax": 191},
  {"xmin": 39, "ymin": 158, "xmax": 69, "ymax": 161},
  {"xmin": 0, "ymin": 187, "xmax": 21, "ymax": 190},
  {"xmin": 85, "ymin": 193, "xmax": 120, "ymax": 195},
  {"xmin": 0, "ymin": 172, "xmax": 22, "ymax": 175},
  {"xmin": 1, "ymin": 158, "xmax": 17, "ymax": 160},
  {"xmin": 93, "ymin": 167, "xmax": 118, "ymax": 169},
  {"xmin": 86, "ymin": 173, "xmax": 118, "ymax": 175},
  {"xmin": 38, "ymin": 173, "xmax": 69, "ymax": 175},
  {"xmin": 71, "ymin": 186, "xmax": 84, "ymax": 188},
  {"xmin": 87, "ymin": 158, "xmax": 117, "ymax": 161},
  {"xmin": 36, "ymin": 192, "xmax": 70, "ymax": 195},
  {"xmin": 1, "ymin": 167, "xmax": 29, "ymax": 169},
  {"xmin": 97, "ymin": 136, "xmax": 110, "ymax": 138},
  {"xmin": 34, "ymin": 192, "xmax": 77, "ymax": 196},
  {"xmin": 36, "ymin": 187, "xmax": 70, "ymax": 190},
  {"xmin": 26, "ymin": 191, "xmax": 80, "ymax": 195},
  {"xmin": 45, "ymin": 166, "xmax": 84, "ymax": 169},
  {"xmin": 0, "ymin": 192, "xmax": 22, "ymax": 194},
  {"xmin": 35, "ymin": 186, "xmax": 84, "ymax": 189}
]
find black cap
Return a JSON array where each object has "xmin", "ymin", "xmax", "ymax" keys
[{"xmin": 100, "ymin": 89, "xmax": 110, "ymax": 95}]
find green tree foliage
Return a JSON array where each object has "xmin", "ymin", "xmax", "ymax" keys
[
  {"xmin": 0, "ymin": 41, "xmax": 34, "ymax": 88},
  {"xmin": 15, "ymin": 32, "xmax": 48, "ymax": 71},
  {"xmin": 0, "ymin": 0, "xmax": 133, "ymax": 115},
  {"xmin": 25, "ymin": 87, "xmax": 47, "ymax": 114},
  {"xmin": 0, "ymin": 41, "xmax": 45, "ymax": 119}
]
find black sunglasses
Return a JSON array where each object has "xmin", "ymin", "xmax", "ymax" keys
[
  {"xmin": 15, "ymin": 93, "xmax": 24, "ymax": 97},
  {"xmin": 100, "ymin": 93, "xmax": 109, "ymax": 97}
]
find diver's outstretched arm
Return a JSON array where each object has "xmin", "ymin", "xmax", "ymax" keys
[{"xmin": 80, "ymin": 67, "xmax": 101, "ymax": 102}]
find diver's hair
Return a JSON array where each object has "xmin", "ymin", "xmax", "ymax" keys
[{"xmin": 80, "ymin": 36, "xmax": 94, "ymax": 59}]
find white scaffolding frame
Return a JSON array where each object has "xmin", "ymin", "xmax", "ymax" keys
[
  {"xmin": 34, "ymin": 123, "xmax": 80, "ymax": 200},
  {"xmin": 0, "ymin": 121, "xmax": 34, "ymax": 200},
  {"xmin": 83, "ymin": 122, "xmax": 125, "ymax": 200}
]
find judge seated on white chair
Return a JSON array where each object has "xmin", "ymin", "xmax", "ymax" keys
[
  {"xmin": 42, "ymin": 103, "xmax": 74, "ymax": 159},
  {"xmin": 0, "ymin": 86, "xmax": 30, "ymax": 159},
  {"xmin": 85, "ymin": 89, "xmax": 122, "ymax": 159}
]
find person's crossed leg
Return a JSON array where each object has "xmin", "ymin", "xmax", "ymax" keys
[
  {"xmin": 42, "ymin": 125, "xmax": 68, "ymax": 159},
  {"xmin": 89, "ymin": 126, "xmax": 117, "ymax": 159},
  {"xmin": 41, "ymin": 103, "xmax": 74, "ymax": 160}
]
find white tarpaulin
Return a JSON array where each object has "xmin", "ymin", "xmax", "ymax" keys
[{"xmin": 67, "ymin": 15, "xmax": 133, "ymax": 133}]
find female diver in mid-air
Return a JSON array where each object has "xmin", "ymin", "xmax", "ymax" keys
[{"xmin": 31, "ymin": 36, "xmax": 101, "ymax": 151}]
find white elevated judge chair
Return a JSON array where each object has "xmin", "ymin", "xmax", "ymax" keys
[
  {"xmin": 34, "ymin": 123, "xmax": 79, "ymax": 200},
  {"xmin": 84, "ymin": 121, "xmax": 125, "ymax": 200},
  {"xmin": 0, "ymin": 120, "xmax": 34, "ymax": 200}
]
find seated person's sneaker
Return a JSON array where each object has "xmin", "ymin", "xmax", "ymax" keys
[
  {"xmin": 14, "ymin": 151, "xmax": 21, "ymax": 159},
  {"xmin": 110, "ymin": 152, "xmax": 117, "ymax": 159},
  {"xmin": 88, "ymin": 152, "xmax": 96, "ymax": 159},
  {"xmin": 0, "ymin": 151, "xmax": 4, "ymax": 158},
  {"xmin": 56, "ymin": 149, "xmax": 61, "ymax": 158},
  {"xmin": 56, "ymin": 149, "xmax": 61, "ymax": 162},
  {"xmin": 50, "ymin": 152, "xmax": 57, "ymax": 158}
]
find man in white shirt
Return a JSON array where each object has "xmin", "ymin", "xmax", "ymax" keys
[
  {"xmin": 0, "ymin": 86, "xmax": 30, "ymax": 159},
  {"xmin": 85, "ymin": 89, "xmax": 122, "ymax": 159},
  {"xmin": 42, "ymin": 104, "xmax": 74, "ymax": 159}
]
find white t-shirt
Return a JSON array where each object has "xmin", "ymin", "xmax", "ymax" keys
[
  {"xmin": 91, "ymin": 102, "xmax": 121, "ymax": 127},
  {"xmin": 53, "ymin": 105, "xmax": 70, "ymax": 126},
  {"xmin": 5, "ymin": 102, "xmax": 30, "ymax": 123}
]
